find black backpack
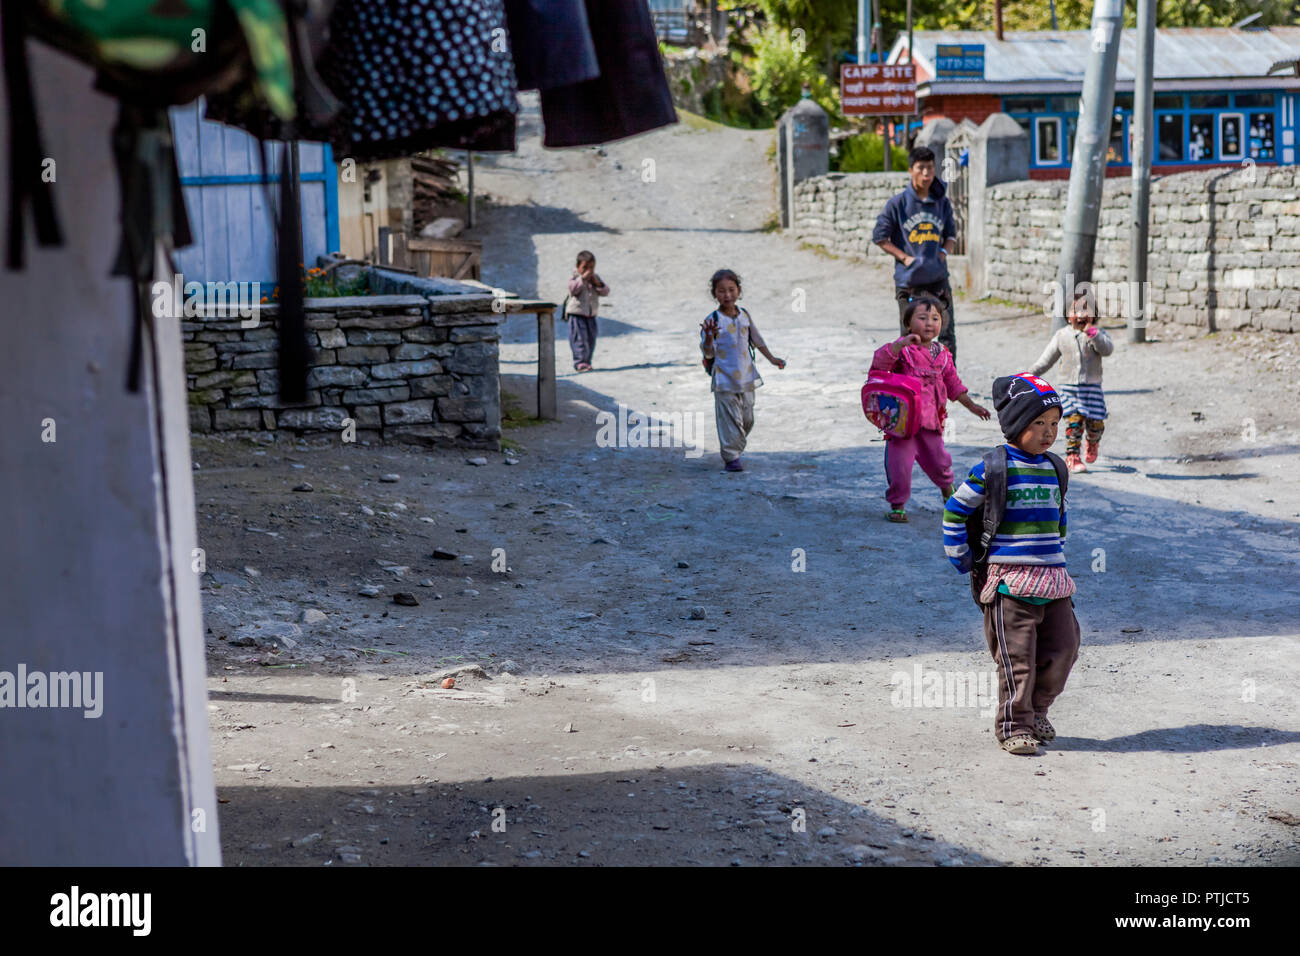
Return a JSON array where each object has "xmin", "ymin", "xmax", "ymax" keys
[{"xmin": 965, "ymin": 446, "xmax": 1069, "ymax": 608}]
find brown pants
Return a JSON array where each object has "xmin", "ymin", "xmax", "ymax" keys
[{"xmin": 981, "ymin": 593, "xmax": 1081, "ymax": 742}]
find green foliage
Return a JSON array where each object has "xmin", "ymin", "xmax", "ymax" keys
[
  {"xmin": 752, "ymin": 23, "xmax": 839, "ymax": 122},
  {"xmin": 701, "ymin": 69, "xmax": 769, "ymax": 129},
  {"xmin": 897, "ymin": 0, "xmax": 1300, "ymax": 32},
  {"xmin": 834, "ymin": 132, "xmax": 909, "ymax": 173}
]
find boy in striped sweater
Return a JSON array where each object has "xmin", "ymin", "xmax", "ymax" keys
[{"xmin": 942, "ymin": 374, "xmax": 1081, "ymax": 755}]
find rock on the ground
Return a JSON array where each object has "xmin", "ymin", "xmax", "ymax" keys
[
  {"xmin": 689, "ymin": 606, "xmax": 706, "ymax": 620},
  {"xmin": 301, "ymin": 608, "xmax": 328, "ymax": 625},
  {"xmin": 232, "ymin": 620, "xmax": 301, "ymax": 650},
  {"xmin": 467, "ymin": 457, "xmax": 489, "ymax": 466},
  {"xmin": 358, "ymin": 584, "xmax": 381, "ymax": 597},
  {"xmin": 393, "ymin": 592, "xmax": 418, "ymax": 606},
  {"xmin": 292, "ymin": 482, "xmax": 313, "ymax": 492},
  {"xmin": 380, "ymin": 474, "xmax": 400, "ymax": 482},
  {"xmin": 432, "ymin": 548, "xmax": 457, "ymax": 560}
]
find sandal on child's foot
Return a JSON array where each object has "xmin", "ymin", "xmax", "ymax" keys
[
  {"xmin": 1066, "ymin": 453, "xmax": 1087, "ymax": 473},
  {"xmin": 887, "ymin": 508, "xmax": 908, "ymax": 523},
  {"xmin": 1032, "ymin": 715, "xmax": 1056, "ymax": 742},
  {"xmin": 1000, "ymin": 734, "xmax": 1039, "ymax": 755},
  {"xmin": 1084, "ymin": 441, "xmax": 1100, "ymax": 464}
]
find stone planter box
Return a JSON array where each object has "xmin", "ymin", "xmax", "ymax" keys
[{"xmin": 184, "ymin": 283, "xmax": 502, "ymax": 448}]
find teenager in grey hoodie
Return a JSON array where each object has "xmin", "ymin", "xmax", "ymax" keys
[{"xmin": 873, "ymin": 146, "xmax": 958, "ymax": 361}]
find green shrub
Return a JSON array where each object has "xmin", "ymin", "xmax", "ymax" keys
[
  {"xmin": 835, "ymin": 132, "xmax": 908, "ymax": 173},
  {"xmin": 751, "ymin": 24, "xmax": 839, "ymax": 122}
]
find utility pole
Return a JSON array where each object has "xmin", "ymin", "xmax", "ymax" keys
[
  {"xmin": 1129, "ymin": 0, "xmax": 1156, "ymax": 343},
  {"xmin": 1049, "ymin": 0, "xmax": 1059, "ymax": 30},
  {"xmin": 857, "ymin": 0, "xmax": 867, "ymax": 69},
  {"xmin": 994, "ymin": 0, "xmax": 1004, "ymax": 41},
  {"xmin": 874, "ymin": 0, "xmax": 890, "ymax": 171},
  {"xmin": 1053, "ymin": 0, "xmax": 1123, "ymax": 330},
  {"xmin": 907, "ymin": 0, "xmax": 915, "ymax": 150}
]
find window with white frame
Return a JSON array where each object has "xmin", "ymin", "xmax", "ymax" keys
[{"xmin": 1035, "ymin": 117, "xmax": 1062, "ymax": 164}]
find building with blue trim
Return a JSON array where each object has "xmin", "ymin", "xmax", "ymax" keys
[{"xmin": 889, "ymin": 27, "xmax": 1300, "ymax": 179}]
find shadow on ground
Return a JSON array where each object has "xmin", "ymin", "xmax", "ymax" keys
[{"xmin": 217, "ymin": 764, "xmax": 997, "ymax": 867}]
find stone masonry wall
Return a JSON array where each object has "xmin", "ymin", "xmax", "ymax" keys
[
  {"xmin": 184, "ymin": 293, "xmax": 502, "ymax": 448},
  {"xmin": 984, "ymin": 166, "xmax": 1300, "ymax": 333},
  {"xmin": 792, "ymin": 166, "xmax": 1300, "ymax": 332},
  {"xmin": 793, "ymin": 171, "xmax": 910, "ymax": 265}
]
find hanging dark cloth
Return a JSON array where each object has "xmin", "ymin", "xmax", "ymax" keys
[
  {"xmin": 319, "ymin": 0, "xmax": 519, "ymax": 158},
  {"xmin": 109, "ymin": 105, "xmax": 194, "ymax": 392},
  {"xmin": 2, "ymin": 1, "xmax": 62, "ymax": 269},
  {"xmin": 540, "ymin": 0, "xmax": 676, "ymax": 148},
  {"xmin": 503, "ymin": 0, "xmax": 599, "ymax": 92}
]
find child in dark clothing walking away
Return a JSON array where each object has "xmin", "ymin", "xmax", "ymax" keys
[
  {"xmin": 942, "ymin": 373, "xmax": 1081, "ymax": 755},
  {"xmin": 566, "ymin": 250, "xmax": 609, "ymax": 371}
]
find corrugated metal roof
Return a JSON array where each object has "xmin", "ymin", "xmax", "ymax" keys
[{"xmin": 893, "ymin": 27, "xmax": 1300, "ymax": 83}]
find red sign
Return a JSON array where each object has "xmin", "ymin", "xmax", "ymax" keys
[{"xmin": 840, "ymin": 63, "xmax": 916, "ymax": 115}]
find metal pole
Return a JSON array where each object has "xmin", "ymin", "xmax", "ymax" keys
[
  {"xmin": 1049, "ymin": 0, "xmax": 1059, "ymax": 30},
  {"xmin": 1129, "ymin": 0, "xmax": 1155, "ymax": 343},
  {"xmin": 1053, "ymin": 0, "xmax": 1124, "ymax": 331},
  {"xmin": 857, "ymin": 0, "xmax": 867, "ymax": 68},
  {"xmin": 907, "ymin": 0, "xmax": 915, "ymax": 146},
  {"xmin": 466, "ymin": 150, "xmax": 475, "ymax": 228},
  {"xmin": 874, "ymin": 0, "xmax": 890, "ymax": 172}
]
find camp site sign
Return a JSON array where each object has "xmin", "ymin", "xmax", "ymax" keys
[{"xmin": 840, "ymin": 63, "xmax": 915, "ymax": 116}]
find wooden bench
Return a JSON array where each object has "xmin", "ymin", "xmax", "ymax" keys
[{"xmin": 497, "ymin": 298, "xmax": 559, "ymax": 420}]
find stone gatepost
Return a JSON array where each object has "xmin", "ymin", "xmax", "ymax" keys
[
  {"xmin": 967, "ymin": 113, "xmax": 1029, "ymax": 297},
  {"xmin": 777, "ymin": 96, "xmax": 829, "ymax": 228},
  {"xmin": 914, "ymin": 117, "xmax": 956, "ymax": 177}
]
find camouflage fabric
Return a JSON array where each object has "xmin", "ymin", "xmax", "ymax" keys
[{"xmin": 33, "ymin": 0, "xmax": 294, "ymax": 118}]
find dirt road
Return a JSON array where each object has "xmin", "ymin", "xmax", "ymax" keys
[{"xmin": 202, "ymin": 96, "xmax": 1300, "ymax": 866}]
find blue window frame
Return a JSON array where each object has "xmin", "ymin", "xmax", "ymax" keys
[{"xmin": 1002, "ymin": 91, "xmax": 1282, "ymax": 168}]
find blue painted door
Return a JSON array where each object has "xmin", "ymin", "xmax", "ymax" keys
[{"xmin": 169, "ymin": 101, "xmax": 339, "ymax": 286}]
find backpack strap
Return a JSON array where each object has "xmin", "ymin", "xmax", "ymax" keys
[
  {"xmin": 1044, "ymin": 450, "xmax": 1069, "ymax": 528},
  {"xmin": 978, "ymin": 445, "xmax": 1007, "ymax": 558},
  {"xmin": 739, "ymin": 306, "xmax": 757, "ymax": 360}
]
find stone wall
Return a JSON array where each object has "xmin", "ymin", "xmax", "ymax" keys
[
  {"xmin": 793, "ymin": 171, "xmax": 910, "ymax": 263},
  {"xmin": 791, "ymin": 165, "xmax": 1300, "ymax": 332},
  {"xmin": 661, "ymin": 50, "xmax": 729, "ymax": 117},
  {"xmin": 184, "ymin": 293, "xmax": 502, "ymax": 447},
  {"xmin": 984, "ymin": 166, "xmax": 1300, "ymax": 333}
]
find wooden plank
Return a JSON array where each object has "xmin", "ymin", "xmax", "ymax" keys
[
  {"xmin": 300, "ymin": 180, "xmax": 328, "ymax": 268},
  {"xmin": 406, "ymin": 236, "xmax": 483, "ymax": 253},
  {"xmin": 537, "ymin": 308, "xmax": 556, "ymax": 420}
]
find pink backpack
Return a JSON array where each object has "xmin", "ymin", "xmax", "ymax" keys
[{"xmin": 861, "ymin": 371, "xmax": 923, "ymax": 439}]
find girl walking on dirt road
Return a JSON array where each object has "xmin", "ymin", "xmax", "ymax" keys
[
  {"xmin": 700, "ymin": 269, "xmax": 785, "ymax": 472},
  {"xmin": 871, "ymin": 295, "xmax": 990, "ymax": 521}
]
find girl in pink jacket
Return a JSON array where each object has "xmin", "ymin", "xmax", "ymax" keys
[{"xmin": 870, "ymin": 295, "xmax": 990, "ymax": 522}]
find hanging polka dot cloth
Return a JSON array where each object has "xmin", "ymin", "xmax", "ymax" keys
[{"xmin": 320, "ymin": 0, "xmax": 519, "ymax": 159}]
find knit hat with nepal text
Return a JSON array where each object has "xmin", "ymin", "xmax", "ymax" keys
[{"xmin": 992, "ymin": 373, "xmax": 1061, "ymax": 441}]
